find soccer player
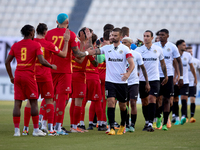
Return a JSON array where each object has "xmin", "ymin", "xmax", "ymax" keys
[
  {"xmin": 122, "ymin": 37, "xmax": 150, "ymax": 132},
  {"xmin": 5, "ymin": 24, "xmax": 56, "ymax": 136},
  {"xmin": 173, "ymin": 40, "xmax": 197, "ymax": 125},
  {"xmin": 97, "ymin": 30, "xmax": 111, "ymax": 129},
  {"xmin": 84, "ymin": 33, "xmax": 107, "ymax": 131},
  {"xmin": 121, "ymin": 26, "xmax": 137, "ymax": 50},
  {"xmin": 45, "ymin": 13, "xmax": 94, "ymax": 134},
  {"xmin": 22, "ymin": 23, "xmax": 70, "ymax": 136},
  {"xmin": 154, "ymin": 29, "xmax": 183, "ymax": 130},
  {"xmin": 186, "ymin": 46, "xmax": 200, "ymax": 123},
  {"xmin": 70, "ymin": 28, "xmax": 96, "ymax": 133},
  {"xmin": 135, "ymin": 30, "xmax": 168, "ymax": 132},
  {"xmin": 91, "ymin": 28, "xmax": 135, "ymax": 135}
]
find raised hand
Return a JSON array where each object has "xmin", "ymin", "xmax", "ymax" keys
[
  {"xmin": 85, "ymin": 28, "xmax": 92, "ymax": 39},
  {"xmin": 64, "ymin": 29, "xmax": 70, "ymax": 42},
  {"xmin": 79, "ymin": 31, "xmax": 86, "ymax": 42}
]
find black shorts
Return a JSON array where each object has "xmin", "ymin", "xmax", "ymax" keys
[
  {"xmin": 105, "ymin": 81, "xmax": 128, "ymax": 103},
  {"xmin": 128, "ymin": 84, "xmax": 139, "ymax": 100},
  {"xmin": 159, "ymin": 76, "xmax": 174, "ymax": 98},
  {"xmin": 189, "ymin": 86, "xmax": 197, "ymax": 97},
  {"xmin": 180, "ymin": 84, "xmax": 189, "ymax": 96},
  {"xmin": 174, "ymin": 84, "xmax": 189, "ymax": 97},
  {"xmin": 139, "ymin": 81, "xmax": 160, "ymax": 99},
  {"xmin": 174, "ymin": 85, "xmax": 180, "ymax": 97}
]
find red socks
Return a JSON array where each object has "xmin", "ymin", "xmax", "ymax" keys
[
  {"xmin": 89, "ymin": 101, "xmax": 95, "ymax": 121},
  {"xmin": 46, "ymin": 104, "xmax": 54, "ymax": 124},
  {"xmin": 32, "ymin": 115, "xmax": 39, "ymax": 129},
  {"xmin": 13, "ymin": 116, "xmax": 20, "ymax": 128},
  {"xmin": 95, "ymin": 100, "xmax": 102, "ymax": 121},
  {"xmin": 89, "ymin": 101, "xmax": 102, "ymax": 122},
  {"xmin": 73, "ymin": 106, "xmax": 81, "ymax": 125},
  {"xmin": 102, "ymin": 99, "xmax": 107, "ymax": 122},
  {"xmin": 55, "ymin": 94, "xmax": 67, "ymax": 123},
  {"xmin": 39, "ymin": 99, "xmax": 46, "ymax": 116},
  {"xmin": 80, "ymin": 98, "xmax": 87, "ymax": 121},
  {"xmin": 24, "ymin": 107, "xmax": 31, "ymax": 127}
]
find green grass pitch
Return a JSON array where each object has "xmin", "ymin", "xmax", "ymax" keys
[{"xmin": 0, "ymin": 101, "xmax": 200, "ymax": 150}]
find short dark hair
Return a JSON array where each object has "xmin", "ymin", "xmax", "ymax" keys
[
  {"xmin": 103, "ymin": 24, "xmax": 114, "ymax": 32},
  {"xmin": 112, "ymin": 28, "xmax": 122, "ymax": 36},
  {"xmin": 36, "ymin": 23, "xmax": 48, "ymax": 35},
  {"xmin": 159, "ymin": 29, "xmax": 169, "ymax": 34},
  {"xmin": 176, "ymin": 39, "xmax": 185, "ymax": 47},
  {"xmin": 121, "ymin": 26, "xmax": 129, "ymax": 37},
  {"xmin": 92, "ymin": 33, "xmax": 97, "ymax": 45},
  {"xmin": 145, "ymin": 30, "xmax": 153, "ymax": 37},
  {"xmin": 20, "ymin": 24, "xmax": 35, "ymax": 37},
  {"xmin": 156, "ymin": 30, "xmax": 160, "ymax": 36},
  {"xmin": 103, "ymin": 30, "xmax": 111, "ymax": 41}
]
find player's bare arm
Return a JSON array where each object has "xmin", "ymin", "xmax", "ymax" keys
[
  {"xmin": 72, "ymin": 46, "xmax": 89, "ymax": 58},
  {"xmin": 140, "ymin": 64, "xmax": 150, "ymax": 92},
  {"xmin": 173, "ymin": 59, "xmax": 180, "ymax": 85},
  {"xmin": 90, "ymin": 58, "xmax": 98, "ymax": 67},
  {"xmin": 92, "ymin": 48, "xmax": 101, "ymax": 55},
  {"xmin": 121, "ymin": 57, "xmax": 135, "ymax": 81},
  {"xmin": 5, "ymin": 55, "xmax": 14, "ymax": 84},
  {"xmin": 176, "ymin": 57, "xmax": 183, "ymax": 87},
  {"xmin": 57, "ymin": 29, "xmax": 70, "ymax": 58},
  {"xmin": 160, "ymin": 59, "xmax": 168, "ymax": 85},
  {"xmin": 189, "ymin": 63, "xmax": 197, "ymax": 86},
  {"xmin": 37, "ymin": 55, "xmax": 57, "ymax": 70},
  {"xmin": 74, "ymin": 57, "xmax": 85, "ymax": 64}
]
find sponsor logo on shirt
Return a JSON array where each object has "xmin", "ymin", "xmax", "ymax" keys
[
  {"xmin": 108, "ymin": 58, "xmax": 123, "ymax": 62},
  {"xmin": 108, "ymin": 50, "xmax": 111, "ymax": 53},
  {"xmin": 164, "ymin": 56, "xmax": 170, "ymax": 59},
  {"xmin": 143, "ymin": 58, "xmax": 157, "ymax": 61},
  {"xmin": 119, "ymin": 50, "xmax": 123, "ymax": 54},
  {"xmin": 183, "ymin": 64, "xmax": 187, "ymax": 67},
  {"xmin": 167, "ymin": 48, "xmax": 171, "ymax": 52}
]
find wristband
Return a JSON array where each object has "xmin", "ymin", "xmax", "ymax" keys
[
  {"xmin": 85, "ymin": 51, "xmax": 89, "ymax": 56},
  {"xmin": 179, "ymin": 76, "xmax": 183, "ymax": 79}
]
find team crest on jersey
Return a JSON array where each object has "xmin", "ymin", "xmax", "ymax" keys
[
  {"xmin": 167, "ymin": 48, "xmax": 171, "ymax": 52},
  {"xmin": 194, "ymin": 63, "xmax": 196, "ymax": 66},
  {"xmin": 184, "ymin": 57, "xmax": 187, "ymax": 61},
  {"xmin": 153, "ymin": 50, "xmax": 157, "ymax": 53},
  {"xmin": 119, "ymin": 50, "xmax": 123, "ymax": 54},
  {"xmin": 55, "ymin": 46, "xmax": 58, "ymax": 51},
  {"xmin": 75, "ymin": 37, "xmax": 78, "ymax": 42}
]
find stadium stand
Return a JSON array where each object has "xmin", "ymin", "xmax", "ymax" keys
[
  {"xmin": 0, "ymin": 0, "xmax": 200, "ymax": 44},
  {"xmin": 81, "ymin": 0, "xmax": 200, "ymax": 43}
]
